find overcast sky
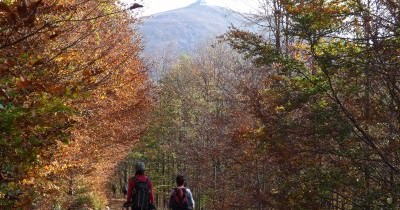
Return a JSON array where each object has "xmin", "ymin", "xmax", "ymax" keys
[{"xmin": 123, "ymin": 0, "xmax": 260, "ymax": 16}]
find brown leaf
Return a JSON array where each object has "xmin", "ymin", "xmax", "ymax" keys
[
  {"xmin": 0, "ymin": 2, "xmax": 18, "ymax": 25},
  {"xmin": 0, "ymin": 63, "xmax": 8, "ymax": 76},
  {"xmin": 16, "ymin": 76, "xmax": 31, "ymax": 88}
]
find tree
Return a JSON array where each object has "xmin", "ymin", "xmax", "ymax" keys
[
  {"xmin": 0, "ymin": 0, "xmax": 149, "ymax": 208},
  {"xmin": 222, "ymin": 0, "xmax": 400, "ymax": 208}
]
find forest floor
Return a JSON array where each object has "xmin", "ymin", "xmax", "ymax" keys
[{"xmin": 107, "ymin": 196, "xmax": 127, "ymax": 210}]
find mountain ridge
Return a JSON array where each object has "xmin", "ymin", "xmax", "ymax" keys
[{"xmin": 139, "ymin": 2, "xmax": 247, "ymax": 54}]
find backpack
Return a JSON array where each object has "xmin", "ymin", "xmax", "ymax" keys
[
  {"xmin": 172, "ymin": 187, "xmax": 189, "ymax": 210},
  {"xmin": 132, "ymin": 177, "xmax": 150, "ymax": 210}
]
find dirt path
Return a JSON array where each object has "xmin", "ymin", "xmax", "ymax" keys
[{"xmin": 107, "ymin": 197, "xmax": 127, "ymax": 210}]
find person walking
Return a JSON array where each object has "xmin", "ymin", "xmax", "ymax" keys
[
  {"xmin": 169, "ymin": 175, "xmax": 195, "ymax": 210},
  {"xmin": 124, "ymin": 162, "xmax": 155, "ymax": 210}
]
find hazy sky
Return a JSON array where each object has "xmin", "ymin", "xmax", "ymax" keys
[{"xmin": 123, "ymin": 0, "xmax": 260, "ymax": 16}]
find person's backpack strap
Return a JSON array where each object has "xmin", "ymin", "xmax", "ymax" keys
[
  {"xmin": 181, "ymin": 188, "xmax": 187, "ymax": 204},
  {"xmin": 132, "ymin": 176, "xmax": 150, "ymax": 209},
  {"xmin": 173, "ymin": 187, "xmax": 187, "ymax": 205},
  {"xmin": 133, "ymin": 176, "xmax": 150, "ymax": 196},
  {"xmin": 173, "ymin": 188, "xmax": 179, "ymax": 203},
  {"xmin": 134, "ymin": 176, "xmax": 149, "ymax": 183},
  {"xmin": 145, "ymin": 176, "xmax": 150, "ymax": 188},
  {"xmin": 133, "ymin": 176, "xmax": 148, "ymax": 186},
  {"xmin": 130, "ymin": 176, "xmax": 137, "ymax": 191},
  {"xmin": 133, "ymin": 176, "xmax": 137, "ymax": 193}
]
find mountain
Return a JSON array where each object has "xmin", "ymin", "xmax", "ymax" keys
[{"xmin": 139, "ymin": 0, "xmax": 248, "ymax": 55}]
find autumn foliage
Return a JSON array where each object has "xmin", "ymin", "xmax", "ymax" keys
[
  {"xmin": 122, "ymin": 0, "xmax": 400, "ymax": 209},
  {"xmin": 0, "ymin": 0, "xmax": 150, "ymax": 209},
  {"xmin": 2, "ymin": 0, "xmax": 400, "ymax": 209}
]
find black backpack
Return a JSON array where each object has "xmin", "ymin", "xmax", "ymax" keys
[
  {"xmin": 132, "ymin": 177, "xmax": 150, "ymax": 210},
  {"xmin": 172, "ymin": 187, "xmax": 189, "ymax": 210}
]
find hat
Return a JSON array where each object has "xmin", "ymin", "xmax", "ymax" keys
[{"xmin": 135, "ymin": 162, "xmax": 145, "ymax": 172}]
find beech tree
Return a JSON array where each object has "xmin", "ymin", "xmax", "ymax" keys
[{"xmin": 0, "ymin": 0, "xmax": 149, "ymax": 209}]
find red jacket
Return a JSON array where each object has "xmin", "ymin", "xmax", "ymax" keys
[{"xmin": 126, "ymin": 174, "xmax": 155, "ymax": 204}]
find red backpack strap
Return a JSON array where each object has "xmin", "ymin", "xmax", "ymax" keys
[
  {"xmin": 173, "ymin": 187, "xmax": 187, "ymax": 204},
  {"xmin": 173, "ymin": 188, "xmax": 180, "ymax": 203},
  {"xmin": 181, "ymin": 188, "xmax": 187, "ymax": 204}
]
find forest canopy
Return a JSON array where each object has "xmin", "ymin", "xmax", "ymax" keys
[
  {"xmin": 1, "ymin": 0, "xmax": 400, "ymax": 209},
  {"xmin": 0, "ymin": 0, "xmax": 150, "ymax": 209},
  {"xmin": 127, "ymin": 0, "xmax": 400, "ymax": 209}
]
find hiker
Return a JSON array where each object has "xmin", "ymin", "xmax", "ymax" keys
[
  {"xmin": 123, "ymin": 162, "xmax": 155, "ymax": 210},
  {"xmin": 169, "ymin": 175, "xmax": 195, "ymax": 210}
]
